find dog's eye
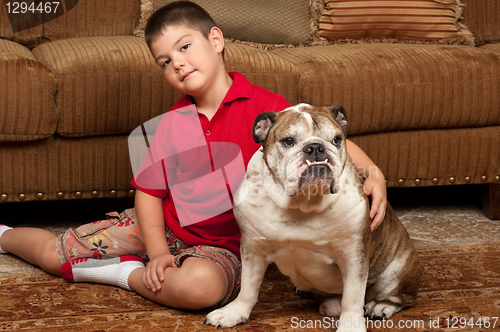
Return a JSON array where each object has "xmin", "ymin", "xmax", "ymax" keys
[
  {"xmin": 281, "ymin": 137, "xmax": 295, "ymax": 147},
  {"xmin": 333, "ymin": 135, "xmax": 342, "ymax": 146}
]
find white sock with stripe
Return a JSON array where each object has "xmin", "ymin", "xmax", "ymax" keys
[
  {"xmin": 0, "ymin": 225, "xmax": 13, "ymax": 254},
  {"xmin": 61, "ymin": 255, "xmax": 145, "ymax": 291}
]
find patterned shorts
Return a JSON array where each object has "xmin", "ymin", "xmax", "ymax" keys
[{"xmin": 56, "ymin": 208, "xmax": 241, "ymax": 306}]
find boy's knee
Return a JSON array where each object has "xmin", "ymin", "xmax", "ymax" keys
[
  {"xmin": 39, "ymin": 242, "xmax": 62, "ymax": 275},
  {"xmin": 173, "ymin": 260, "xmax": 226, "ymax": 309}
]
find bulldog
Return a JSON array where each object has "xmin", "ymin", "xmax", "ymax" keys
[{"xmin": 205, "ymin": 104, "xmax": 422, "ymax": 332}]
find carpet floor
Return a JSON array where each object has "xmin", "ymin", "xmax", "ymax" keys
[{"xmin": 0, "ymin": 185, "xmax": 499, "ymax": 331}]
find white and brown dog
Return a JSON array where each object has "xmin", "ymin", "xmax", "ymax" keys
[{"xmin": 205, "ymin": 104, "xmax": 422, "ymax": 332}]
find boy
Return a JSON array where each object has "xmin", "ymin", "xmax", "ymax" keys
[{"xmin": 0, "ymin": 1, "xmax": 386, "ymax": 310}]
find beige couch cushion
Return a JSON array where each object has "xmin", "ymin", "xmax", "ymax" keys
[
  {"xmin": 271, "ymin": 44, "xmax": 500, "ymax": 136},
  {"xmin": 32, "ymin": 36, "xmax": 172, "ymax": 137},
  {"xmin": 134, "ymin": 0, "xmax": 312, "ymax": 45},
  {"xmin": 0, "ymin": 0, "xmax": 141, "ymax": 48},
  {"xmin": 463, "ymin": 0, "xmax": 500, "ymax": 45},
  {"xmin": 42, "ymin": 0, "xmax": 141, "ymax": 42},
  {"xmin": 31, "ymin": 37, "xmax": 299, "ymax": 137},
  {"xmin": 223, "ymin": 42, "xmax": 300, "ymax": 105},
  {"xmin": 0, "ymin": 39, "xmax": 57, "ymax": 142},
  {"xmin": 0, "ymin": 2, "xmax": 43, "ymax": 47},
  {"xmin": 478, "ymin": 43, "xmax": 500, "ymax": 53}
]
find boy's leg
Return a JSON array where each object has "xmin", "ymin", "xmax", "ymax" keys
[
  {"xmin": 0, "ymin": 227, "xmax": 62, "ymax": 275},
  {"xmin": 128, "ymin": 256, "xmax": 227, "ymax": 310},
  {"xmin": 0, "ymin": 208, "xmax": 146, "ymax": 277},
  {"xmin": 61, "ymin": 255, "xmax": 145, "ymax": 290}
]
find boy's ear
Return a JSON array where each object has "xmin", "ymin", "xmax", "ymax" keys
[{"xmin": 210, "ymin": 27, "xmax": 224, "ymax": 54}]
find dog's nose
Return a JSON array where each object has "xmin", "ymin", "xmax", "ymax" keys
[{"xmin": 303, "ymin": 143, "xmax": 325, "ymax": 158}]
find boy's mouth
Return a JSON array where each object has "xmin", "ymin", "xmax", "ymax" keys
[{"xmin": 182, "ymin": 70, "xmax": 195, "ymax": 81}]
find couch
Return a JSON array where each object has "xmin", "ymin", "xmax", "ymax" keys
[{"xmin": 0, "ymin": 0, "xmax": 499, "ymax": 219}]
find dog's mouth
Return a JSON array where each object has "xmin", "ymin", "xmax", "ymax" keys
[
  {"xmin": 297, "ymin": 159, "xmax": 335, "ymax": 194},
  {"xmin": 305, "ymin": 159, "xmax": 328, "ymax": 166}
]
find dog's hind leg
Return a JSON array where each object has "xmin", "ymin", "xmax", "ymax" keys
[
  {"xmin": 364, "ymin": 299, "xmax": 401, "ymax": 320},
  {"xmin": 319, "ymin": 295, "xmax": 342, "ymax": 317}
]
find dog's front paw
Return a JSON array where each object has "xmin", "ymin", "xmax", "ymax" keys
[
  {"xmin": 336, "ymin": 313, "xmax": 367, "ymax": 332},
  {"xmin": 204, "ymin": 302, "xmax": 251, "ymax": 328}
]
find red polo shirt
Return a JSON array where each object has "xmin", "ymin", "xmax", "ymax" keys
[{"xmin": 131, "ymin": 72, "xmax": 291, "ymax": 257}]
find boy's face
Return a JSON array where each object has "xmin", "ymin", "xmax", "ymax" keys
[{"xmin": 150, "ymin": 24, "xmax": 224, "ymax": 97}]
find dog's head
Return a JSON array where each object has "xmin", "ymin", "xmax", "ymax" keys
[{"xmin": 253, "ymin": 103, "xmax": 348, "ymax": 197}]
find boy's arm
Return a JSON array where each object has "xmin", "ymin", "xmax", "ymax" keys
[
  {"xmin": 135, "ymin": 189, "xmax": 177, "ymax": 292},
  {"xmin": 346, "ymin": 139, "xmax": 387, "ymax": 231}
]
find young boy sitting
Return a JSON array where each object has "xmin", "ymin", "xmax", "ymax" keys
[{"xmin": 0, "ymin": 1, "xmax": 387, "ymax": 310}]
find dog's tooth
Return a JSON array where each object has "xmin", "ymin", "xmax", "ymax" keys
[
  {"xmin": 306, "ymin": 160, "xmax": 311, "ymax": 166},
  {"xmin": 324, "ymin": 159, "xmax": 328, "ymax": 164}
]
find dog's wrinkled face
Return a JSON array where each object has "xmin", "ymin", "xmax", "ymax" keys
[{"xmin": 253, "ymin": 103, "xmax": 348, "ymax": 197}]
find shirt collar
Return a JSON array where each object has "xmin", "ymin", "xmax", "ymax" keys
[
  {"xmin": 173, "ymin": 72, "xmax": 252, "ymax": 113},
  {"xmin": 221, "ymin": 72, "xmax": 253, "ymax": 104}
]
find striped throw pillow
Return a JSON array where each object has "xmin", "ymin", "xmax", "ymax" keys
[{"xmin": 319, "ymin": 0, "xmax": 467, "ymax": 42}]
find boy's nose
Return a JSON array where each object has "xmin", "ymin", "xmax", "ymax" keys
[{"xmin": 171, "ymin": 57, "xmax": 184, "ymax": 70}]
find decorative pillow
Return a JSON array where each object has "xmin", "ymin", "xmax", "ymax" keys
[
  {"xmin": 318, "ymin": 0, "xmax": 474, "ymax": 46},
  {"xmin": 134, "ymin": 0, "xmax": 312, "ymax": 45}
]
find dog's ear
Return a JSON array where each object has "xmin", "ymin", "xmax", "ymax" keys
[
  {"xmin": 324, "ymin": 104, "xmax": 348, "ymax": 134},
  {"xmin": 253, "ymin": 111, "xmax": 279, "ymax": 144}
]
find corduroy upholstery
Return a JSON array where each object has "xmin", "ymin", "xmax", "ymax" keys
[
  {"xmin": 350, "ymin": 127, "xmax": 500, "ymax": 187},
  {"xmin": 41, "ymin": 0, "xmax": 142, "ymax": 43},
  {"xmin": 271, "ymin": 43, "xmax": 500, "ymax": 135},
  {"xmin": 32, "ymin": 36, "xmax": 175, "ymax": 137},
  {"xmin": 223, "ymin": 43, "xmax": 300, "ymax": 105},
  {"xmin": 479, "ymin": 43, "xmax": 500, "ymax": 53},
  {"xmin": 0, "ymin": 39, "xmax": 57, "ymax": 142},
  {"xmin": 0, "ymin": 136, "xmax": 134, "ymax": 202},
  {"xmin": 462, "ymin": 0, "xmax": 500, "ymax": 45},
  {"xmin": 0, "ymin": 0, "xmax": 499, "ymax": 219},
  {"xmin": 0, "ymin": 3, "xmax": 43, "ymax": 47},
  {"xmin": 30, "ymin": 38, "xmax": 299, "ymax": 137}
]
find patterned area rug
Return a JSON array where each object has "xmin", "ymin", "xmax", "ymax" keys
[{"xmin": 1, "ymin": 241, "xmax": 499, "ymax": 332}]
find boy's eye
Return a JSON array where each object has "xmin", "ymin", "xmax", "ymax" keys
[
  {"xmin": 181, "ymin": 43, "xmax": 190, "ymax": 51},
  {"xmin": 161, "ymin": 59, "xmax": 171, "ymax": 67}
]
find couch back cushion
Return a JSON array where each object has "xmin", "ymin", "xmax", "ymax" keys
[
  {"xmin": 463, "ymin": 0, "xmax": 500, "ymax": 45},
  {"xmin": 0, "ymin": 39, "xmax": 58, "ymax": 141},
  {"xmin": 134, "ymin": 0, "xmax": 313, "ymax": 45},
  {"xmin": 0, "ymin": 0, "xmax": 141, "ymax": 47},
  {"xmin": 271, "ymin": 43, "xmax": 500, "ymax": 136},
  {"xmin": 31, "ymin": 36, "xmax": 299, "ymax": 137},
  {"xmin": 0, "ymin": 2, "xmax": 43, "ymax": 47}
]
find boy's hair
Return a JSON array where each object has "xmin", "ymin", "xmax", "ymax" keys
[{"xmin": 145, "ymin": 1, "xmax": 220, "ymax": 49}]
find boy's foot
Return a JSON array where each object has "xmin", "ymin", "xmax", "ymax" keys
[
  {"xmin": 61, "ymin": 255, "xmax": 145, "ymax": 291},
  {"xmin": 0, "ymin": 225, "xmax": 13, "ymax": 254}
]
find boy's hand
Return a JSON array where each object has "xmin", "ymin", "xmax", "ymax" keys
[
  {"xmin": 143, "ymin": 253, "xmax": 178, "ymax": 292},
  {"xmin": 363, "ymin": 171, "xmax": 387, "ymax": 232}
]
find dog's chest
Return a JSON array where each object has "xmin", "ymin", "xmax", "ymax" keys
[
  {"xmin": 240, "ymin": 204, "xmax": 365, "ymax": 294},
  {"xmin": 264, "ymin": 234, "xmax": 351, "ymax": 294}
]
